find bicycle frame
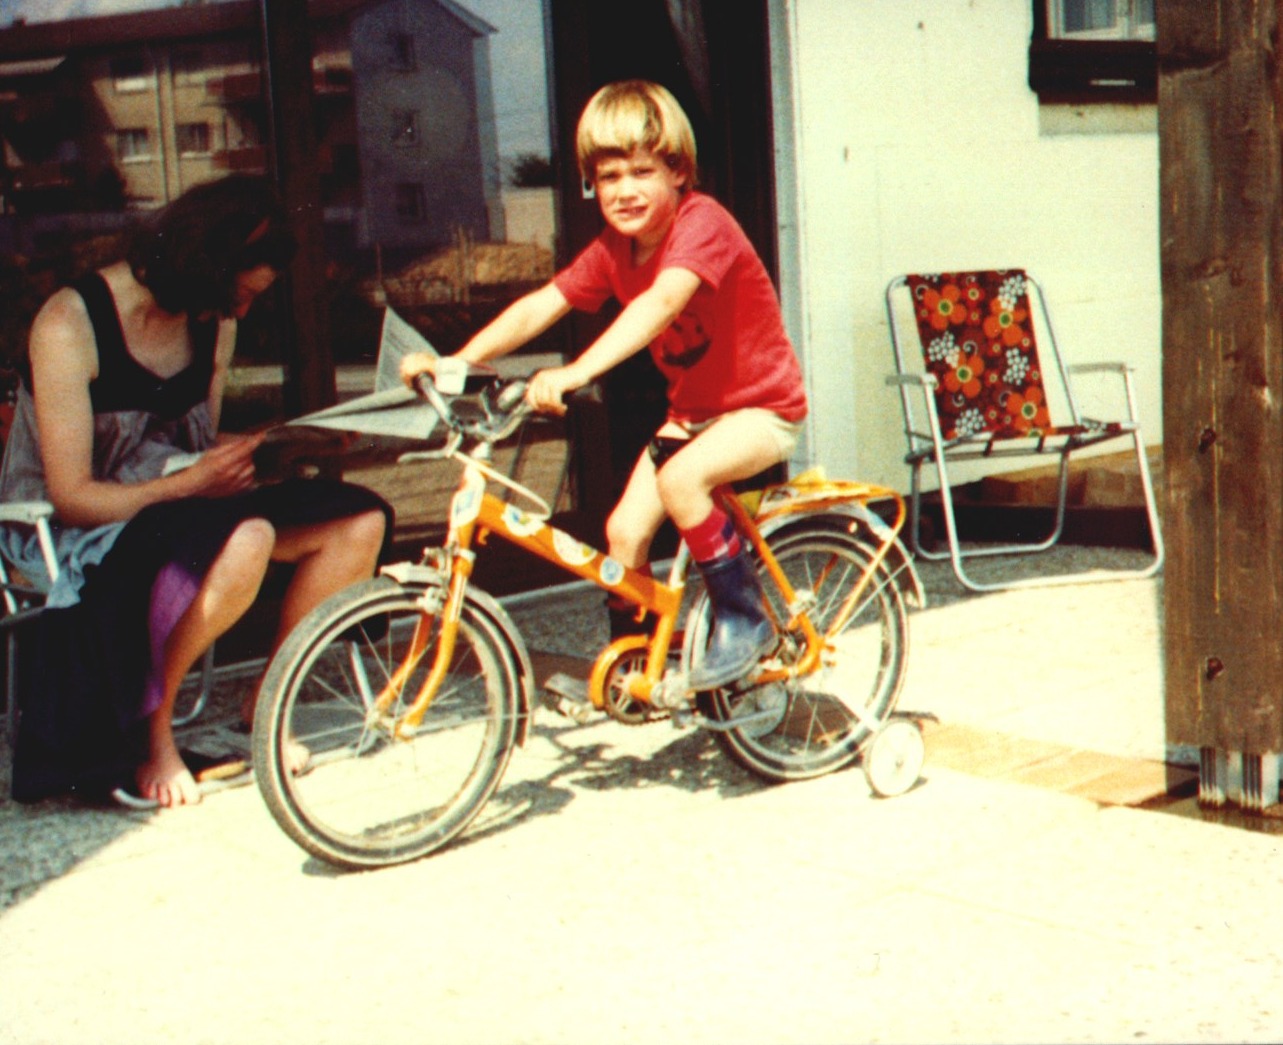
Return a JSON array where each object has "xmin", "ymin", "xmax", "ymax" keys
[{"xmin": 388, "ymin": 442, "xmax": 911, "ymax": 736}]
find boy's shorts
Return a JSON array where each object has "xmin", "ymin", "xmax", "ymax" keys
[{"xmin": 650, "ymin": 409, "xmax": 804, "ymax": 468}]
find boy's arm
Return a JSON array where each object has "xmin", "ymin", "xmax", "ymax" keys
[
  {"xmin": 459, "ymin": 282, "xmax": 573, "ymax": 364},
  {"xmin": 401, "ymin": 282, "xmax": 572, "ymax": 385},
  {"xmin": 528, "ymin": 267, "xmax": 701, "ymax": 413}
]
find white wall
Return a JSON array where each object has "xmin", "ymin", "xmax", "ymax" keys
[{"xmin": 776, "ymin": 0, "xmax": 1161, "ymax": 489}]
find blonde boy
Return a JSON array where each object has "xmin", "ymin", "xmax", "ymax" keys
[{"xmin": 403, "ymin": 80, "xmax": 807, "ymax": 690}]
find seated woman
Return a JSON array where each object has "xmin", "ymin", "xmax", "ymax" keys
[{"xmin": 1, "ymin": 174, "xmax": 392, "ymax": 808}]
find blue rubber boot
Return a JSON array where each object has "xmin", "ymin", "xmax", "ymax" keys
[{"xmin": 688, "ymin": 548, "xmax": 775, "ymax": 691}]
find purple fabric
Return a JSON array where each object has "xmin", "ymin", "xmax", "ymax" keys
[{"xmin": 142, "ymin": 560, "xmax": 202, "ymax": 717}]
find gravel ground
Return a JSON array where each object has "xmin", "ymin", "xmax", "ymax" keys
[{"xmin": 0, "ymin": 540, "xmax": 1159, "ymax": 912}]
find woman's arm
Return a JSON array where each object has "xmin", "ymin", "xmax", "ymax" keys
[
  {"xmin": 205, "ymin": 316, "xmax": 238, "ymax": 433},
  {"xmin": 526, "ymin": 267, "xmax": 701, "ymax": 413},
  {"xmin": 31, "ymin": 292, "xmax": 258, "ymax": 528}
]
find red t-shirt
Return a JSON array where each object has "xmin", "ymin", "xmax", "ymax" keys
[{"xmin": 554, "ymin": 192, "xmax": 808, "ymax": 425}]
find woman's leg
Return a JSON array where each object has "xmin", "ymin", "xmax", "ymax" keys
[
  {"xmin": 267, "ymin": 507, "xmax": 387, "ymax": 648},
  {"xmin": 231, "ymin": 507, "xmax": 387, "ymax": 726},
  {"xmin": 138, "ymin": 518, "xmax": 277, "ymax": 807}
]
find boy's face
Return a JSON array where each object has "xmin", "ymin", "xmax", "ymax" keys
[{"xmin": 593, "ymin": 147, "xmax": 686, "ymax": 250}]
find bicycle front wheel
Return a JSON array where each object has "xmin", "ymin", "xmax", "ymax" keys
[
  {"xmin": 252, "ymin": 576, "xmax": 522, "ymax": 870},
  {"xmin": 694, "ymin": 529, "xmax": 909, "ymax": 782}
]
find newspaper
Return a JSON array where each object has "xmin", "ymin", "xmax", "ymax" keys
[
  {"xmin": 282, "ymin": 307, "xmax": 441, "ymax": 439},
  {"xmin": 162, "ymin": 308, "xmax": 440, "ymax": 477}
]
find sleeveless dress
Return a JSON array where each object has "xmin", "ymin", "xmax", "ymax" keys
[{"xmin": 1, "ymin": 272, "xmax": 393, "ymax": 801}]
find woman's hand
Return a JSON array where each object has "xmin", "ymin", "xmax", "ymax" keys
[
  {"xmin": 184, "ymin": 433, "xmax": 264, "ymax": 497},
  {"xmin": 526, "ymin": 365, "xmax": 585, "ymax": 416},
  {"xmin": 400, "ymin": 352, "xmax": 438, "ymax": 388}
]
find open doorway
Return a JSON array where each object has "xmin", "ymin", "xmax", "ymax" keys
[{"xmin": 544, "ymin": 0, "xmax": 779, "ymax": 555}]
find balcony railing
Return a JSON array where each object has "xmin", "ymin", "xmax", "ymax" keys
[
  {"xmin": 7, "ymin": 159, "xmax": 83, "ymax": 191},
  {"xmin": 207, "ymin": 70, "xmax": 263, "ymax": 104},
  {"xmin": 207, "ymin": 65, "xmax": 351, "ymax": 105},
  {"xmin": 212, "ymin": 145, "xmax": 266, "ymax": 172}
]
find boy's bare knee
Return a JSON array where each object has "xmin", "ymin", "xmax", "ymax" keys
[
  {"xmin": 605, "ymin": 513, "xmax": 646, "ymax": 564},
  {"xmin": 655, "ymin": 460, "xmax": 708, "ymax": 521}
]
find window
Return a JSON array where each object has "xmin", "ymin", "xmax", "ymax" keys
[
  {"xmin": 110, "ymin": 54, "xmax": 149, "ymax": 93},
  {"xmin": 391, "ymin": 109, "xmax": 418, "ymax": 147},
  {"xmin": 176, "ymin": 122, "xmax": 211, "ymax": 156},
  {"xmin": 116, "ymin": 128, "xmax": 151, "ymax": 162},
  {"xmin": 1029, "ymin": 0, "xmax": 1156, "ymax": 103},
  {"xmin": 394, "ymin": 182, "xmax": 425, "ymax": 221},
  {"xmin": 1052, "ymin": 0, "xmax": 1153, "ymax": 40},
  {"xmin": 390, "ymin": 33, "xmax": 416, "ymax": 71}
]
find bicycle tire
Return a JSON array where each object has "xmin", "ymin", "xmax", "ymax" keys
[
  {"xmin": 252, "ymin": 576, "xmax": 522, "ymax": 870},
  {"xmin": 688, "ymin": 528, "xmax": 909, "ymax": 782}
]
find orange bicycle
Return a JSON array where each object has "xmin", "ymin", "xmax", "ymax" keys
[{"xmin": 252, "ymin": 368, "xmax": 926, "ymax": 869}]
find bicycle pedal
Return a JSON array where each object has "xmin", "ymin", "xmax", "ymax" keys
[{"xmin": 542, "ymin": 672, "xmax": 594, "ymax": 724}]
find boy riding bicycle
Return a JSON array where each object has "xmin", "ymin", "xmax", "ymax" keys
[{"xmin": 402, "ymin": 79, "xmax": 808, "ymax": 691}]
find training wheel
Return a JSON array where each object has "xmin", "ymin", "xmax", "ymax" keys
[{"xmin": 862, "ymin": 718, "xmax": 925, "ymax": 798}]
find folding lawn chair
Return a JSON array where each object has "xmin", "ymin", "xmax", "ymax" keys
[{"xmin": 884, "ymin": 268, "xmax": 1164, "ymax": 592}]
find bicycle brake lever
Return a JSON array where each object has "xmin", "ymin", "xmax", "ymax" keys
[{"xmin": 414, "ymin": 372, "xmax": 457, "ymax": 430}]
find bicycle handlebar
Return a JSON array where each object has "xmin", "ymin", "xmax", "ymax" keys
[{"xmin": 412, "ymin": 371, "xmax": 533, "ymax": 445}]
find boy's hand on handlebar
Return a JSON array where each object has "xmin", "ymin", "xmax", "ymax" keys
[
  {"xmin": 527, "ymin": 365, "xmax": 584, "ymax": 416},
  {"xmin": 399, "ymin": 352, "xmax": 437, "ymax": 388}
]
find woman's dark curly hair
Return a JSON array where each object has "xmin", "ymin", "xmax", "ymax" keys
[{"xmin": 126, "ymin": 174, "xmax": 296, "ymax": 317}]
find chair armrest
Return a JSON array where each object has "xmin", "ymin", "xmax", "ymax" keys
[
  {"xmin": 0, "ymin": 500, "xmax": 58, "ymax": 586},
  {"xmin": 0, "ymin": 500, "xmax": 53, "ymax": 526},
  {"xmin": 1067, "ymin": 362, "xmax": 1134, "ymax": 375},
  {"xmin": 886, "ymin": 373, "xmax": 939, "ymax": 389}
]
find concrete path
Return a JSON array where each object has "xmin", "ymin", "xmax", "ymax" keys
[{"xmin": 3, "ymin": 548, "xmax": 1281, "ymax": 1045}]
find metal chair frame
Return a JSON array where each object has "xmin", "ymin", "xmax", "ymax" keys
[{"xmin": 884, "ymin": 269, "xmax": 1164, "ymax": 592}]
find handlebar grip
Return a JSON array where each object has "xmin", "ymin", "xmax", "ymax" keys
[{"xmin": 495, "ymin": 379, "xmax": 527, "ymax": 413}]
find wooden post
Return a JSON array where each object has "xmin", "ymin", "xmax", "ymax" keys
[{"xmin": 1159, "ymin": 0, "xmax": 1283, "ymax": 807}]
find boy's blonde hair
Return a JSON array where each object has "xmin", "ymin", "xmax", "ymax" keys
[{"xmin": 575, "ymin": 80, "xmax": 698, "ymax": 187}]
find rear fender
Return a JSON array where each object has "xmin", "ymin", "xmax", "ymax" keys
[{"xmin": 755, "ymin": 508, "xmax": 926, "ymax": 610}]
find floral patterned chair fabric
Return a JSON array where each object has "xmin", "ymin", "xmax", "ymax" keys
[
  {"xmin": 884, "ymin": 268, "xmax": 1164, "ymax": 592},
  {"xmin": 904, "ymin": 270, "xmax": 1122, "ymax": 443}
]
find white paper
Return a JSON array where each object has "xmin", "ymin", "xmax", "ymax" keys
[
  {"xmin": 285, "ymin": 307, "xmax": 441, "ymax": 439},
  {"xmin": 374, "ymin": 306, "xmax": 437, "ymax": 392},
  {"xmin": 161, "ymin": 450, "xmax": 203, "ymax": 476}
]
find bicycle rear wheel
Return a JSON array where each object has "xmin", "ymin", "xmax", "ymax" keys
[
  {"xmin": 252, "ymin": 576, "xmax": 522, "ymax": 870},
  {"xmin": 692, "ymin": 529, "xmax": 909, "ymax": 782}
]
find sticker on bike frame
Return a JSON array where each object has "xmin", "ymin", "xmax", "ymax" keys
[
  {"xmin": 599, "ymin": 557, "xmax": 625, "ymax": 587},
  {"xmin": 552, "ymin": 528, "xmax": 595, "ymax": 567},
  {"xmin": 450, "ymin": 471, "xmax": 485, "ymax": 528},
  {"xmin": 502, "ymin": 504, "xmax": 544, "ymax": 539}
]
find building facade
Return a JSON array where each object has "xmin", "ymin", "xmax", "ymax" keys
[{"xmin": 0, "ymin": 0, "xmax": 502, "ymax": 253}]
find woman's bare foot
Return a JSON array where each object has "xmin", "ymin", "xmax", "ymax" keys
[{"xmin": 136, "ymin": 746, "xmax": 203, "ymax": 807}]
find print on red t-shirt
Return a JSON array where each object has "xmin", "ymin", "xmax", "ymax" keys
[{"xmin": 555, "ymin": 192, "xmax": 807, "ymax": 425}]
